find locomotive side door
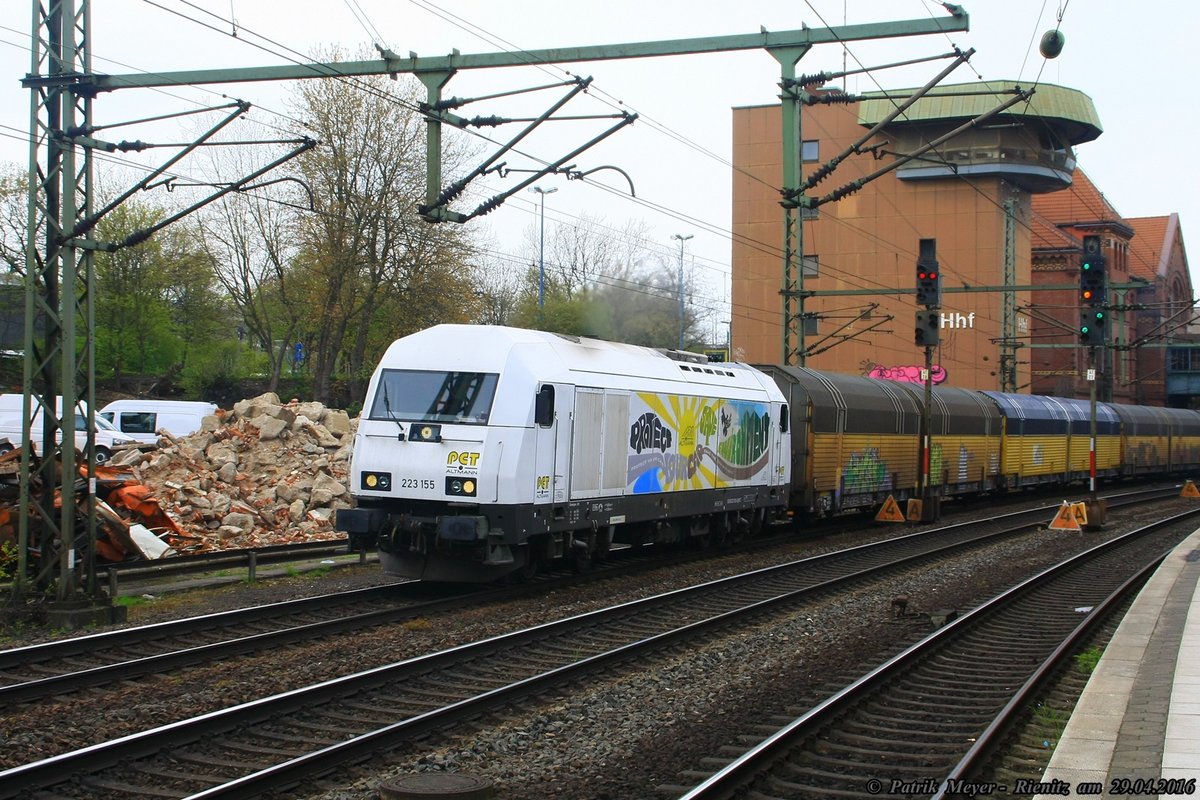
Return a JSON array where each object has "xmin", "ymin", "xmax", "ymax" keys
[
  {"xmin": 533, "ymin": 383, "xmax": 573, "ymax": 505},
  {"xmin": 774, "ymin": 402, "xmax": 790, "ymax": 486}
]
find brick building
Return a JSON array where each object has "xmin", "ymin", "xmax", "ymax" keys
[
  {"xmin": 731, "ymin": 80, "xmax": 1193, "ymax": 404},
  {"xmin": 1028, "ymin": 172, "xmax": 1193, "ymax": 403}
]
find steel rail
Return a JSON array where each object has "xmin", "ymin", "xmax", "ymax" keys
[
  {"xmin": 1, "ymin": 495, "xmax": 1170, "ymax": 798},
  {"xmin": 677, "ymin": 509, "xmax": 1200, "ymax": 799},
  {"xmin": 0, "ymin": 487, "xmax": 1178, "ymax": 708}
]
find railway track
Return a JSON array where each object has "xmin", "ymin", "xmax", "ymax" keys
[
  {"xmin": 671, "ymin": 509, "xmax": 1200, "ymax": 800},
  {"xmin": 0, "ymin": 524, "xmax": 806, "ymax": 706},
  {"xmin": 0, "ymin": 488, "xmax": 1164, "ymax": 708},
  {"xmin": 0, "ymin": 488, "xmax": 1184, "ymax": 798}
]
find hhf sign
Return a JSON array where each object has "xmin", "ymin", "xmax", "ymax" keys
[{"xmin": 940, "ymin": 311, "xmax": 975, "ymax": 329}]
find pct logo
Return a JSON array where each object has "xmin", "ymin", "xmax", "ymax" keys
[{"xmin": 447, "ymin": 451, "xmax": 481, "ymax": 473}]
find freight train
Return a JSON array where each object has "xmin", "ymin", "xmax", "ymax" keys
[{"xmin": 335, "ymin": 324, "xmax": 1200, "ymax": 583}]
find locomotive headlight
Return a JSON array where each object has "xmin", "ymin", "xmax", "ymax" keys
[
  {"xmin": 361, "ymin": 471, "xmax": 391, "ymax": 491},
  {"xmin": 409, "ymin": 424, "xmax": 443, "ymax": 443},
  {"xmin": 445, "ymin": 476, "xmax": 477, "ymax": 497}
]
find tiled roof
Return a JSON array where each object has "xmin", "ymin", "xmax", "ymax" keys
[
  {"xmin": 1127, "ymin": 215, "xmax": 1174, "ymax": 280},
  {"xmin": 1030, "ymin": 211, "xmax": 1079, "ymax": 251},
  {"xmin": 1031, "ymin": 168, "xmax": 1124, "ymax": 224}
]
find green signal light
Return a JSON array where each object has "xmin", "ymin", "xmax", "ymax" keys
[
  {"xmin": 1095, "ymin": 311, "xmax": 1105, "ymax": 320},
  {"xmin": 1081, "ymin": 326, "xmax": 1090, "ymax": 334},
  {"xmin": 1082, "ymin": 261, "xmax": 1092, "ymax": 271}
]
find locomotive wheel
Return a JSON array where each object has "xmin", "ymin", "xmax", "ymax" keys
[
  {"xmin": 512, "ymin": 547, "xmax": 541, "ymax": 583},
  {"xmin": 569, "ymin": 546, "xmax": 592, "ymax": 574},
  {"xmin": 689, "ymin": 517, "xmax": 713, "ymax": 550}
]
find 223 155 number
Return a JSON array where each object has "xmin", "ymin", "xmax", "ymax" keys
[{"xmin": 398, "ymin": 478, "xmax": 436, "ymax": 490}]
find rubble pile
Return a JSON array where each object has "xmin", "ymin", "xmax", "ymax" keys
[{"xmin": 107, "ymin": 392, "xmax": 358, "ymax": 555}]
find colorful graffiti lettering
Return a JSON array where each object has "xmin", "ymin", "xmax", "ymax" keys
[
  {"xmin": 629, "ymin": 412, "xmax": 673, "ymax": 453},
  {"xmin": 843, "ymin": 447, "xmax": 891, "ymax": 494},
  {"xmin": 865, "ymin": 363, "xmax": 948, "ymax": 385},
  {"xmin": 716, "ymin": 403, "xmax": 772, "ymax": 467},
  {"xmin": 627, "ymin": 394, "xmax": 773, "ymax": 494}
]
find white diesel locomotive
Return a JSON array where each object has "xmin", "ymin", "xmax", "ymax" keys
[{"xmin": 336, "ymin": 325, "xmax": 792, "ymax": 582}]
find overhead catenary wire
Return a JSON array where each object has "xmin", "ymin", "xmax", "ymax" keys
[
  {"xmin": 125, "ymin": 0, "xmax": 968, "ymax": 304},
  {"xmin": 12, "ymin": 1, "xmax": 1099, "ymax": 333}
]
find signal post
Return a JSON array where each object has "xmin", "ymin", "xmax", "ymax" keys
[
  {"xmin": 914, "ymin": 239, "xmax": 941, "ymax": 522},
  {"xmin": 1079, "ymin": 235, "xmax": 1108, "ymax": 526}
]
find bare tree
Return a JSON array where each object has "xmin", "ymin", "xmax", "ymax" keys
[
  {"xmin": 0, "ymin": 164, "xmax": 26, "ymax": 277},
  {"xmin": 287, "ymin": 54, "xmax": 478, "ymax": 402},
  {"xmin": 196, "ymin": 178, "xmax": 306, "ymax": 392},
  {"xmin": 522, "ymin": 212, "xmax": 629, "ymax": 300}
]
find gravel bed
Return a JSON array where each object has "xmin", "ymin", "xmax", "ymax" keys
[{"xmin": 0, "ymin": 496, "xmax": 1191, "ymax": 799}]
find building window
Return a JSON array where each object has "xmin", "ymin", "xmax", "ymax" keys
[
  {"xmin": 802, "ymin": 254, "xmax": 819, "ymax": 278},
  {"xmin": 801, "ymin": 139, "xmax": 819, "ymax": 162}
]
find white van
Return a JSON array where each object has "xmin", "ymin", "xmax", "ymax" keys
[
  {"xmin": 0, "ymin": 393, "xmax": 135, "ymax": 463},
  {"xmin": 98, "ymin": 399, "xmax": 218, "ymax": 444}
]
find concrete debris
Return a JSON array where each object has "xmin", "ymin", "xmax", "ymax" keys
[
  {"xmin": 0, "ymin": 393, "xmax": 359, "ymax": 562},
  {"xmin": 110, "ymin": 392, "xmax": 358, "ymax": 556}
]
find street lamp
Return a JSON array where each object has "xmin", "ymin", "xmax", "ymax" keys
[
  {"xmin": 672, "ymin": 233, "xmax": 693, "ymax": 349},
  {"xmin": 530, "ymin": 186, "xmax": 558, "ymax": 313}
]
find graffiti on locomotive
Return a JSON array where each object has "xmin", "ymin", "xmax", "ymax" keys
[{"xmin": 626, "ymin": 392, "xmax": 774, "ymax": 494}]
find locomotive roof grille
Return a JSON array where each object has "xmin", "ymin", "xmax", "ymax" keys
[{"xmin": 679, "ymin": 364, "xmax": 736, "ymax": 378}]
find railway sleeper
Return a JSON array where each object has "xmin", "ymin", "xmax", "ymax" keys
[
  {"xmin": 674, "ymin": 770, "xmax": 718, "ymax": 784},
  {"xmin": 925, "ymin": 651, "xmax": 1041, "ymax": 672},
  {"xmin": 871, "ymin": 696, "xmax": 1001, "ymax": 717},
  {"xmin": 832, "ymin": 730, "xmax": 974, "ymax": 752},
  {"xmin": 909, "ymin": 665, "xmax": 1018, "ymax": 685},
  {"xmin": 169, "ymin": 750, "xmax": 268, "ymax": 770},
  {"xmin": 397, "ymin": 683, "xmax": 483, "ymax": 699},
  {"xmin": 135, "ymin": 764, "xmax": 229, "ymax": 786},
  {"xmin": 317, "ymin": 708, "xmax": 398, "ymax": 727},
  {"xmin": 291, "ymin": 718, "xmax": 371, "ymax": 736},
  {"xmin": 817, "ymin": 736, "xmax": 968, "ymax": 757},
  {"xmin": 83, "ymin": 777, "xmax": 198, "ymax": 797},
  {"xmin": 764, "ymin": 774, "xmax": 876, "ymax": 794},
  {"xmin": 801, "ymin": 747, "xmax": 944, "ymax": 769},
  {"xmin": 244, "ymin": 728, "xmax": 341, "ymax": 747},
  {"xmin": 885, "ymin": 684, "xmax": 1016, "ymax": 702},
  {"xmin": 221, "ymin": 740, "xmax": 308, "ymax": 758},
  {"xmin": 839, "ymin": 718, "xmax": 972, "ymax": 740},
  {"xmin": 784, "ymin": 760, "xmax": 945, "ymax": 779}
]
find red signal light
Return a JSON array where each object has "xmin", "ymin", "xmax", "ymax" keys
[{"xmin": 1082, "ymin": 289, "xmax": 1093, "ymax": 301}]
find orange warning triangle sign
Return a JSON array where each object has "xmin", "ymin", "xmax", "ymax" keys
[
  {"xmin": 1182, "ymin": 480, "xmax": 1200, "ymax": 498},
  {"xmin": 1048, "ymin": 501, "xmax": 1082, "ymax": 531},
  {"xmin": 875, "ymin": 495, "xmax": 907, "ymax": 523}
]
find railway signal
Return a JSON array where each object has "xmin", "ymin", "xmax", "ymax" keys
[
  {"xmin": 1079, "ymin": 234, "xmax": 1107, "ymax": 346},
  {"xmin": 915, "ymin": 310, "xmax": 940, "ymax": 346},
  {"xmin": 915, "ymin": 239, "xmax": 941, "ymax": 307}
]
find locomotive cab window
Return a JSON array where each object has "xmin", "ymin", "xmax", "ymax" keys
[
  {"xmin": 780, "ymin": 405, "xmax": 788, "ymax": 433},
  {"xmin": 369, "ymin": 369, "xmax": 499, "ymax": 425},
  {"xmin": 535, "ymin": 385, "xmax": 555, "ymax": 427}
]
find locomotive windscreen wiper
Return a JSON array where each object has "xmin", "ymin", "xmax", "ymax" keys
[{"xmin": 381, "ymin": 379, "xmax": 405, "ymax": 440}]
